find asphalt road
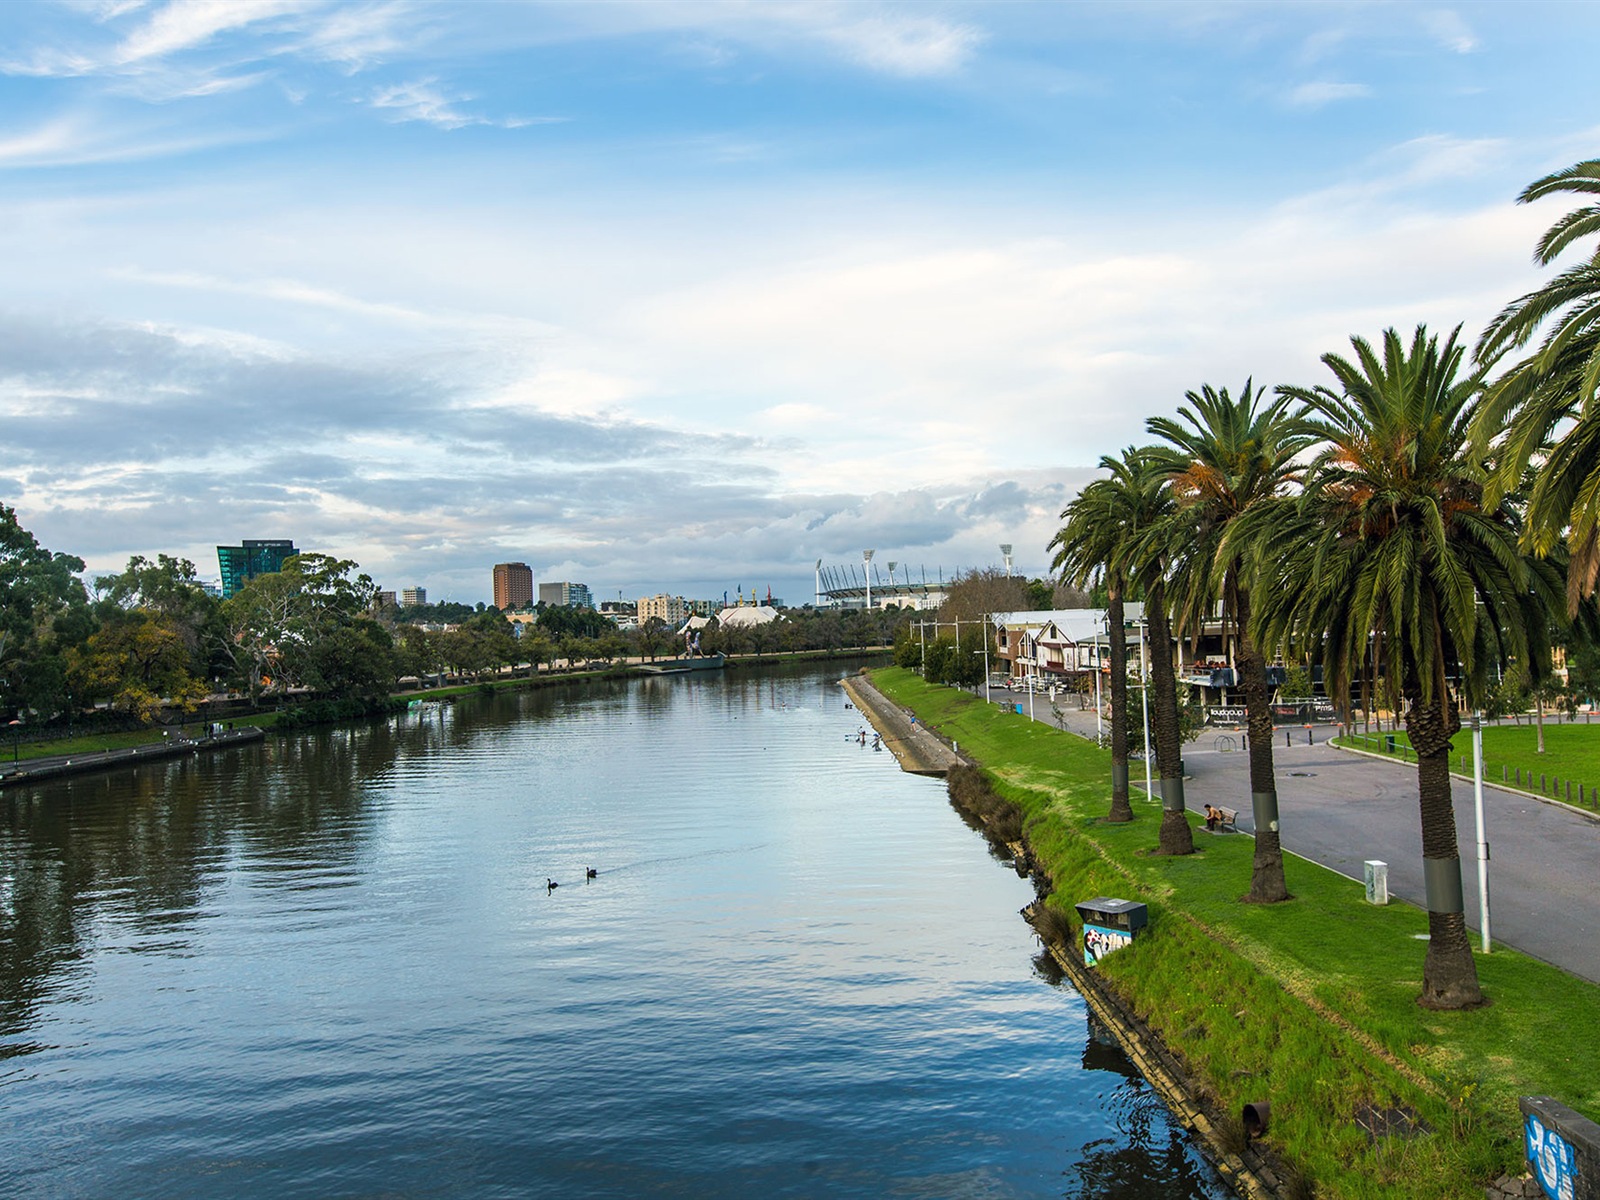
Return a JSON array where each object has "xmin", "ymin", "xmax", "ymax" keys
[{"xmin": 1034, "ymin": 697, "xmax": 1600, "ymax": 985}]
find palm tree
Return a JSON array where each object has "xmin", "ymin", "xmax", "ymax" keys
[
  {"xmin": 1121, "ymin": 453, "xmax": 1194, "ymax": 856},
  {"xmin": 1269, "ymin": 325, "xmax": 1563, "ymax": 1009},
  {"xmin": 1147, "ymin": 381, "xmax": 1314, "ymax": 901},
  {"xmin": 1476, "ymin": 159, "xmax": 1600, "ymax": 612},
  {"xmin": 1051, "ymin": 448, "xmax": 1153, "ymax": 823}
]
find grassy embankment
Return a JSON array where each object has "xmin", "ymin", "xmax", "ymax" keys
[
  {"xmin": 1338, "ymin": 721, "xmax": 1600, "ymax": 814},
  {"xmin": 870, "ymin": 666, "xmax": 1600, "ymax": 1200}
]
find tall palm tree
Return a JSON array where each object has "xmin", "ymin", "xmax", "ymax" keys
[
  {"xmin": 1051, "ymin": 448, "xmax": 1154, "ymax": 823},
  {"xmin": 1121, "ymin": 453, "xmax": 1193, "ymax": 856},
  {"xmin": 1476, "ymin": 158, "xmax": 1600, "ymax": 612},
  {"xmin": 1147, "ymin": 381, "xmax": 1314, "ymax": 902},
  {"xmin": 1269, "ymin": 325, "xmax": 1562, "ymax": 1009}
]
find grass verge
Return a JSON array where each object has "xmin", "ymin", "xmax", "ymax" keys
[{"xmin": 871, "ymin": 666, "xmax": 1600, "ymax": 1200}]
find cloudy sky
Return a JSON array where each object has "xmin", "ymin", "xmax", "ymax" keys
[{"xmin": 2, "ymin": 1, "xmax": 1596, "ymax": 606}]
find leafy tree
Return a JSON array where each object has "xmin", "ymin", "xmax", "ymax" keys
[
  {"xmin": 397, "ymin": 624, "xmax": 440, "ymax": 683},
  {"xmin": 1269, "ymin": 325, "xmax": 1564, "ymax": 1008},
  {"xmin": 66, "ymin": 611, "xmax": 209, "ymax": 722},
  {"xmin": 1148, "ymin": 380, "xmax": 1313, "ymax": 901},
  {"xmin": 539, "ymin": 604, "xmax": 610, "ymax": 640},
  {"xmin": 93, "ymin": 553, "xmax": 219, "ymax": 682},
  {"xmin": 218, "ymin": 554, "xmax": 395, "ymax": 701},
  {"xmin": 0, "ymin": 504, "xmax": 90, "ymax": 721},
  {"xmin": 938, "ymin": 567, "xmax": 1032, "ymax": 622}
]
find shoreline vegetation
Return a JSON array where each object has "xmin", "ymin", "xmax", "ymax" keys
[
  {"xmin": 1, "ymin": 648, "xmax": 891, "ymax": 769},
  {"xmin": 865, "ymin": 666, "xmax": 1600, "ymax": 1200}
]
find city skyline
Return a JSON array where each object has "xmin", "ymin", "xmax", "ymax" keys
[{"xmin": 3, "ymin": 2, "xmax": 1597, "ymax": 605}]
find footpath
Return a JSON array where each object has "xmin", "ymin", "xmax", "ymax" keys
[{"xmin": 0, "ymin": 727, "xmax": 266, "ymax": 789}]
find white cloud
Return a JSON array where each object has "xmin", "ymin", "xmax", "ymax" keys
[
  {"xmin": 1286, "ymin": 80, "xmax": 1371, "ymax": 109},
  {"xmin": 368, "ymin": 77, "xmax": 559, "ymax": 129},
  {"xmin": 112, "ymin": 0, "xmax": 304, "ymax": 64},
  {"xmin": 810, "ymin": 11, "xmax": 985, "ymax": 77},
  {"xmin": 1421, "ymin": 9, "xmax": 1478, "ymax": 54}
]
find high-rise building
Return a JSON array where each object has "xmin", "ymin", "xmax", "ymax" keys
[
  {"xmin": 217, "ymin": 539, "xmax": 298, "ymax": 598},
  {"xmin": 539, "ymin": 581, "xmax": 593, "ymax": 609},
  {"xmin": 493, "ymin": 562, "xmax": 534, "ymax": 610},
  {"xmin": 401, "ymin": 586, "xmax": 427, "ymax": 607},
  {"xmin": 638, "ymin": 594, "xmax": 687, "ymax": 625}
]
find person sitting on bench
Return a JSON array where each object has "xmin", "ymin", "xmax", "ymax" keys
[{"xmin": 1205, "ymin": 804, "xmax": 1223, "ymax": 832}]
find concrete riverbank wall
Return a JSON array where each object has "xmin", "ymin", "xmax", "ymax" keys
[
  {"xmin": 838, "ymin": 672, "xmax": 965, "ymax": 776},
  {"xmin": 0, "ymin": 727, "xmax": 266, "ymax": 790}
]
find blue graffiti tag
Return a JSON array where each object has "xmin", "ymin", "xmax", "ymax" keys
[{"xmin": 1527, "ymin": 1113, "xmax": 1578, "ymax": 1200}]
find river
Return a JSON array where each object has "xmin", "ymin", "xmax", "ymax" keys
[{"xmin": 0, "ymin": 660, "xmax": 1230, "ymax": 1198}]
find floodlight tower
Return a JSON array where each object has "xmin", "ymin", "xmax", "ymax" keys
[
  {"xmin": 1000, "ymin": 543, "xmax": 1014, "ymax": 577},
  {"xmin": 815, "ymin": 559, "xmax": 824, "ymax": 608},
  {"xmin": 863, "ymin": 549, "xmax": 874, "ymax": 611}
]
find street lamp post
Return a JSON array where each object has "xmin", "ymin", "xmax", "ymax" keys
[
  {"xmin": 1139, "ymin": 617, "xmax": 1152, "ymax": 801},
  {"xmin": 1473, "ymin": 711, "xmax": 1492, "ymax": 953},
  {"xmin": 1094, "ymin": 616, "xmax": 1105, "ymax": 741}
]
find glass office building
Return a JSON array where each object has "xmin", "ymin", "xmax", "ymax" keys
[{"xmin": 217, "ymin": 539, "xmax": 299, "ymax": 598}]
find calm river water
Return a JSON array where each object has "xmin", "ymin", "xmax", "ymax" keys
[{"xmin": 0, "ymin": 661, "xmax": 1230, "ymax": 1198}]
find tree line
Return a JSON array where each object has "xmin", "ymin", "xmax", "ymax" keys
[
  {"xmin": 0, "ymin": 527, "xmax": 916, "ymax": 731},
  {"xmin": 1042, "ymin": 157, "xmax": 1600, "ymax": 1012}
]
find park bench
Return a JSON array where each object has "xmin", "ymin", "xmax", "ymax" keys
[{"xmin": 1208, "ymin": 806, "xmax": 1238, "ymax": 833}]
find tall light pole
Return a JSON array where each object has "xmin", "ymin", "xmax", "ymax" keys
[
  {"xmin": 814, "ymin": 559, "xmax": 823, "ymax": 608},
  {"xmin": 863, "ymin": 549, "xmax": 874, "ymax": 612},
  {"xmin": 982, "ymin": 616, "xmax": 991, "ymax": 703},
  {"xmin": 1094, "ymin": 615, "xmax": 1105, "ymax": 741},
  {"xmin": 1139, "ymin": 616, "xmax": 1152, "ymax": 802},
  {"xmin": 1000, "ymin": 543, "xmax": 1013, "ymax": 577},
  {"xmin": 1473, "ymin": 711, "xmax": 1492, "ymax": 952}
]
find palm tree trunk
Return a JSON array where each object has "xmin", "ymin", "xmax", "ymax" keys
[
  {"xmin": 1234, "ymin": 587, "xmax": 1288, "ymax": 901},
  {"xmin": 1405, "ymin": 695, "xmax": 1483, "ymax": 1009},
  {"xmin": 1106, "ymin": 584, "xmax": 1134, "ymax": 822},
  {"xmin": 1146, "ymin": 580, "xmax": 1194, "ymax": 855}
]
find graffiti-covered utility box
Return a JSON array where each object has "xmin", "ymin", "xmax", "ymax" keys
[
  {"xmin": 1075, "ymin": 897, "xmax": 1148, "ymax": 967},
  {"xmin": 1523, "ymin": 1095, "xmax": 1600, "ymax": 1200}
]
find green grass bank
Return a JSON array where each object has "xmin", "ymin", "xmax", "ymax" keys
[{"xmin": 869, "ymin": 666, "xmax": 1600, "ymax": 1200}]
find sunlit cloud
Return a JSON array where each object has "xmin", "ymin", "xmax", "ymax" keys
[
  {"xmin": 367, "ymin": 77, "xmax": 560, "ymax": 130},
  {"xmin": 1286, "ymin": 80, "xmax": 1371, "ymax": 109},
  {"xmin": 1421, "ymin": 9, "xmax": 1478, "ymax": 54}
]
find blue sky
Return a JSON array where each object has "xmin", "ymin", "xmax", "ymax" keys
[{"xmin": 2, "ymin": 1, "xmax": 1597, "ymax": 606}]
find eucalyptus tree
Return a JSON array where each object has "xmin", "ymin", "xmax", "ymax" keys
[
  {"xmin": 1476, "ymin": 158, "xmax": 1600, "ymax": 611},
  {"xmin": 1051, "ymin": 449, "xmax": 1155, "ymax": 823},
  {"xmin": 1147, "ymin": 382, "xmax": 1314, "ymax": 901},
  {"xmin": 1269, "ymin": 326, "xmax": 1563, "ymax": 1009}
]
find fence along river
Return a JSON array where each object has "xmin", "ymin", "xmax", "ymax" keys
[{"xmin": 0, "ymin": 661, "xmax": 1231, "ymax": 1198}]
